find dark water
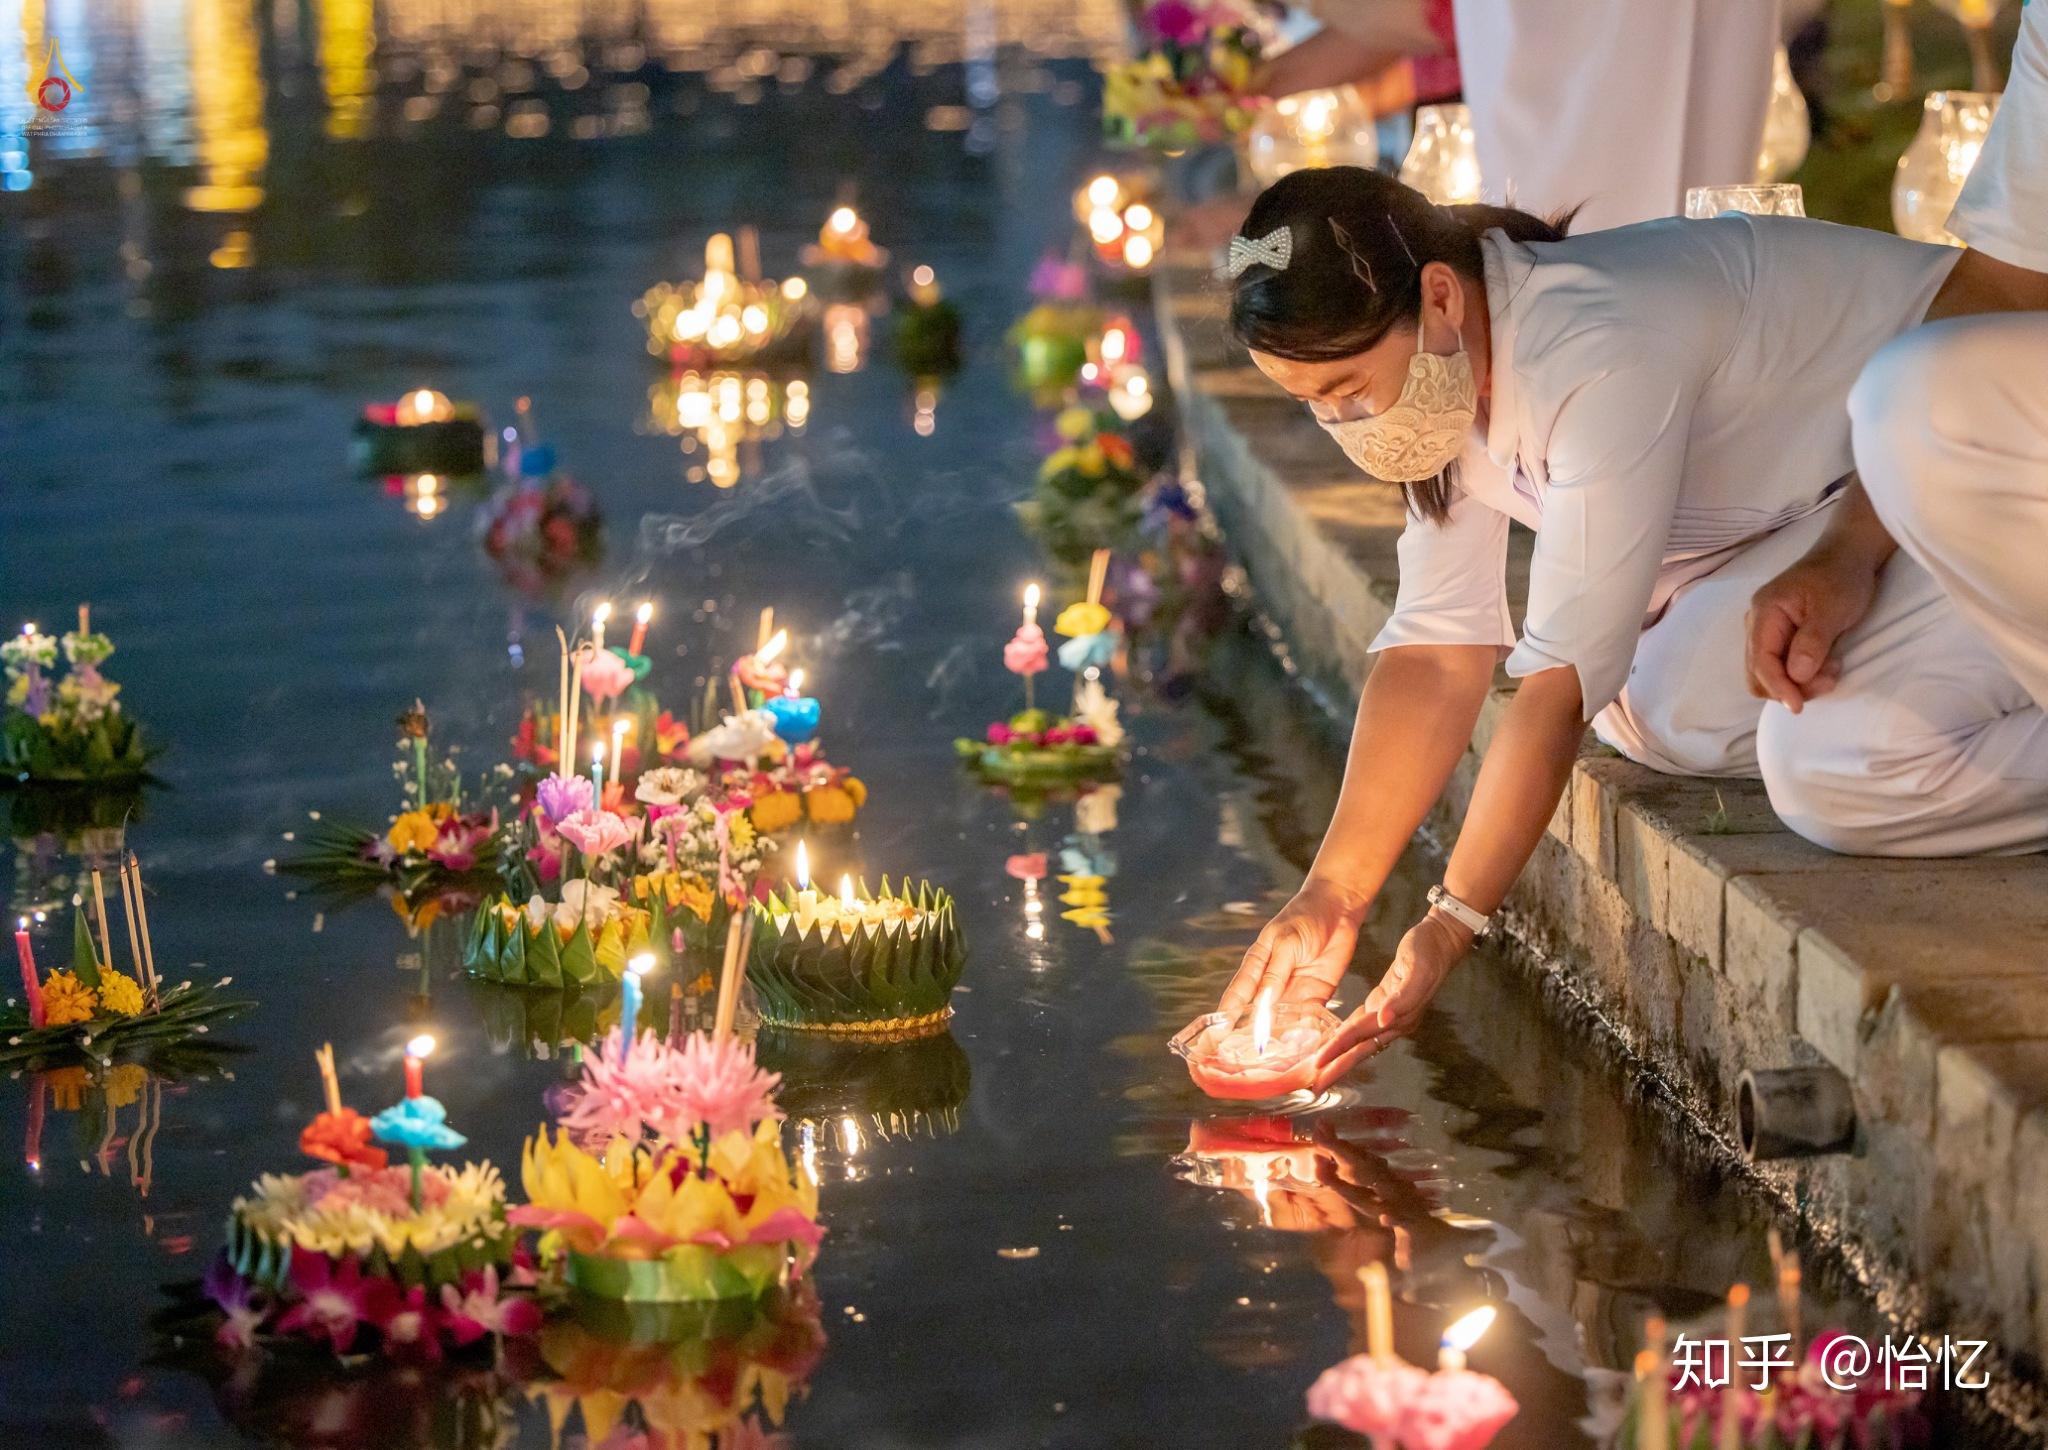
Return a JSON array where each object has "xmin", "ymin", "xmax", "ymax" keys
[{"xmin": 0, "ymin": 9, "xmax": 1998, "ymax": 1449}]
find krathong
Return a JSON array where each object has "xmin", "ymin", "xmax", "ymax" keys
[
  {"xmin": 3, "ymin": 610, "xmax": 159, "ymax": 785},
  {"xmin": 1019, "ymin": 404, "xmax": 1151, "ymax": 565},
  {"xmin": 959, "ymin": 558, "xmax": 1126, "ymax": 788},
  {"xmin": 637, "ymin": 232, "xmax": 814, "ymax": 371},
  {"xmin": 894, "ymin": 264, "xmax": 963, "ymax": 375},
  {"xmin": 746, "ymin": 862, "xmax": 967, "ymax": 1036},
  {"xmin": 1170, "ymin": 995, "xmax": 1343, "ymax": 1100},
  {"xmin": 3, "ymin": 864, "xmax": 248, "ymax": 1069},
  {"xmin": 511, "ymin": 1028, "xmax": 822, "ymax": 1303},
  {"xmin": 1101, "ymin": 1, "xmax": 1263, "ymax": 152},
  {"xmin": 211, "ymin": 1045, "xmax": 531, "ymax": 1359},
  {"xmin": 352, "ymin": 388, "xmax": 488, "ymax": 477},
  {"xmin": 800, "ymin": 204, "xmax": 889, "ymax": 297}
]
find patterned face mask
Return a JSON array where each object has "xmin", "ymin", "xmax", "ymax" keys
[{"xmin": 1317, "ymin": 315, "xmax": 1477, "ymax": 483}]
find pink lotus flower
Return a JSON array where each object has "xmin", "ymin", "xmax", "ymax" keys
[
  {"xmin": 536, "ymin": 772, "xmax": 593, "ymax": 826},
  {"xmin": 556, "ymin": 808, "xmax": 636, "ymax": 861},
  {"xmin": 581, "ymin": 649, "xmax": 636, "ymax": 702},
  {"xmin": 439, "ymin": 1265, "xmax": 542, "ymax": 1346},
  {"xmin": 1399, "ymin": 1369, "xmax": 1520, "ymax": 1450},
  {"xmin": 277, "ymin": 1249, "xmax": 398, "ymax": 1355},
  {"xmin": 1305, "ymin": 1356, "xmax": 1432, "ymax": 1439},
  {"xmin": 1146, "ymin": 0, "xmax": 1209, "ymax": 45},
  {"xmin": 672, "ymin": 1031, "xmax": 784, "ymax": 1140}
]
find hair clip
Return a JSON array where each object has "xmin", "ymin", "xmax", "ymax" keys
[
  {"xmin": 1385, "ymin": 212, "xmax": 1418, "ymax": 266},
  {"xmin": 1327, "ymin": 217, "xmax": 1377, "ymax": 293},
  {"xmin": 1223, "ymin": 225, "xmax": 1292, "ymax": 279}
]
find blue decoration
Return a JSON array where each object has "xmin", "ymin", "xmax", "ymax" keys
[
  {"xmin": 1058, "ymin": 632, "xmax": 1115, "ymax": 672},
  {"xmin": 370, "ymin": 1095, "xmax": 468, "ymax": 1152},
  {"xmin": 764, "ymin": 693, "xmax": 822, "ymax": 744}
]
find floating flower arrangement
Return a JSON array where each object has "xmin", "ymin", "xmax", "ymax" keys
[
  {"xmin": 894, "ymin": 264, "xmax": 963, "ymax": 377},
  {"xmin": 279, "ymin": 701, "xmax": 504, "ymax": 914},
  {"xmin": 481, "ymin": 471, "xmax": 603, "ymax": 596},
  {"xmin": 1101, "ymin": 0, "xmax": 1265, "ymax": 152},
  {"xmin": 637, "ymin": 233, "xmax": 814, "ymax": 371},
  {"xmin": 958, "ymin": 567, "xmax": 1126, "ymax": 788},
  {"xmin": 1018, "ymin": 402, "xmax": 1153, "ymax": 565},
  {"xmin": 210, "ymin": 1043, "xmax": 537, "ymax": 1360},
  {"xmin": 746, "ymin": 848, "xmax": 967, "ymax": 1037},
  {"xmin": 5, "ymin": 858, "xmax": 248, "ymax": 1070},
  {"xmin": 511, "ymin": 1026, "xmax": 823, "ymax": 1303},
  {"xmin": 2, "ymin": 610, "xmax": 159, "ymax": 786},
  {"xmin": 352, "ymin": 388, "xmax": 489, "ymax": 478},
  {"xmin": 799, "ymin": 204, "xmax": 889, "ymax": 297}
]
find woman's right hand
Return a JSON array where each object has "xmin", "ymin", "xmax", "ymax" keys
[{"xmin": 1217, "ymin": 876, "xmax": 1371, "ymax": 1018}]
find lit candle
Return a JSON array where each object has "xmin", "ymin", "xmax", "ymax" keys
[
  {"xmin": 757, "ymin": 628, "xmax": 787, "ymax": 667},
  {"xmin": 628, "ymin": 601, "xmax": 653, "ymax": 657},
  {"xmin": 792, "ymin": 839, "xmax": 818, "ymax": 931},
  {"xmin": 1437, "ymin": 1306, "xmax": 1496, "ymax": 1372},
  {"xmin": 404, "ymin": 1033, "xmax": 434, "ymax": 1100},
  {"xmin": 1717, "ymin": 1286, "xmax": 1749, "ymax": 1448},
  {"xmin": 909, "ymin": 264, "xmax": 941, "ymax": 307},
  {"xmin": 765, "ymin": 667, "xmax": 822, "ymax": 744},
  {"xmin": 394, "ymin": 389, "xmax": 454, "ymax": 426},
  {"xmin": 1086, "ymin": 174, "xmax": 1121, "ymax": 210},
  {"xmin": 592, "ymin": 739, "xmax": 606, "ymax": 798},
  {"xmin": 621, "ymin": 951, "xmax": 654, "ymax": 1046},
  {"xmin": 14, "ymin": 917, "xmax": 45, "ymax": 1029},
  {"xmin": 1361, "ymin": 1263, "xmax": 1395, "ymax": 1365},
  {"xmin": 592, "ymin": 601, "xmax": 613, "ymax": 652},
  {"xmin": 1639, "ymin": 1317, "xmax": 1670, "ymax": 1450},
  {"xmin": 611, "ymin": 717, "xmax": 631, "ymax": 780},
  {"xmin": 1252, "ymin": 991, "xmax": 1274, "ymax": 1057},
  {"xmin": 1022, "ymin": 582, "xmax": 1041, "ymax": 628},
  {"xmin": 839, "ymin": 874, "xmax": 856, "ymax": 914}
]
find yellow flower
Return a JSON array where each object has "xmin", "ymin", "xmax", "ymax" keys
[
  {"xmin": 843, "ymin": 776, "xmax": 868, "ymax": 808},
  {"xmin": 392, "ymin": 892, "xmax": 443, "ymax": 930},
  {"xmin": 1055, "ymin": 601, "xmax": 1112, "ymax": 637},
  {"xmin": 47, "ymin": 1065, "xmax": 90, "ymax": 1110},
  {"xmin": 727, "ymin": 812, "xmax": 757, "ymax": 852},
  {"xmin": 1077, "ymin": 445, "xmax": 1106, "ymax": 478},
  {"xmin": 387, "ymin": 810, "xmax": 438, "ymax": 855},
  {"xmin": 1055, "ymin": 406, "xmax": 1094, "ymax": 442},
  {"xmin": 805, "ymin": 784, "xmax": 859, "ymax": 825},
  {"xmin": 97, "ymin": 971, "xmax": 145, "ymax": 1017},
  {"xmin": 41, "ymin": 971, "xmax": 97, "ymax": 1026},
  {"xmin": 750, "ymin": 791, "xmax": 803, "ymax": 835},
  {"xmin": 1040, "ymin": 447, "xmax": 1079, "ymax": 480}
]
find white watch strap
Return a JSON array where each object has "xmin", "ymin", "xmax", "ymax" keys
[{"xmin": 1427, "ymin": 884, "xmax": 1492, "ymax": 937}]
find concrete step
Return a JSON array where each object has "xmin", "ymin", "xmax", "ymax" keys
[{"xmin": 1154, "ymin": 253, "xmax": 2048, "ymax": 1388}]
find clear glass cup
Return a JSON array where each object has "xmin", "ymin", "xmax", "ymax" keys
[
  {"xmin": 1244, "ymin": 85, "xmax": 1380, "ymax": 187},
  {"xmin": 1398, "ymin": 103, "xmax": 1482, "ymax": 206},
  {"xmin": 1892, "ymin": 89, "xmax": 2002, "ymax": 247},
  {"xmin": 1685, "ymin": 182, "xmax": 1807, "ymax": 219}
]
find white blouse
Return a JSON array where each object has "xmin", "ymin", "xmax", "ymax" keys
[
  {"xmin": 1369, "ymin": 215, "xmax": 1958, "ymax": 718},
  {"xmin": 1949, "ymin": 0, "xmax": 2048, "ymax": 271}
]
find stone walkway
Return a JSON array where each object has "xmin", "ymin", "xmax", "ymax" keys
[{"xmin": 1153, "ymin": 251, "xmax": 2048, "ymax": 1402}]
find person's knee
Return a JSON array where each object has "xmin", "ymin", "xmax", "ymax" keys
[
  {"xmin": 1755, "ymin": 702, "xmax": 1906, "ymax": 855},
  {"xmin": 1851, "ymin": 321, "xmax": 2009, "ymax": 533}
]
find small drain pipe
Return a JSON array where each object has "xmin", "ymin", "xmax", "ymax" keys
[{"xmin": 1737, "ymin": 1067, "xmax": 1857, "ymax": 1161}]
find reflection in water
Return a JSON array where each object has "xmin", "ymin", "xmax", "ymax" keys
[
  {"xmin": 646, "ymin": 372, "xmax": 808, "ymax": 489},
  {"xmin": 184, "ymin": 0, "xmax": 268, "ymax": 215}
]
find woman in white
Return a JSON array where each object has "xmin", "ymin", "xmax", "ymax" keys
[
  {"xmin": 1211, "ymin": 155, "xmax": 2044, "ymax": 1083},
  {"xmin": 1743, "ymin": 2, "xmax": 2048, "ymax": 853}
]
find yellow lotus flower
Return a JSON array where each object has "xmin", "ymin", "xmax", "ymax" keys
[
  {"xmin": 387, "ymin": 810, "xmax": 438, "ymax": 855},
  {"xmin": 521, "ymin": 1129, "xmax": 632, "ymax": 1253},
  {"xmin": 41, "ymin": 970, "xmax": 97, "ymax": 1027},
  {"xmin": 96, "ymin": 971, "xmax": 145, "ymax": 1017},
  {"xmin": 1040, "ymin": 447, "xmax": 1080, "ymax": 480}
]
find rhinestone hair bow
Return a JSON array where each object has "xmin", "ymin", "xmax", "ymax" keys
[{"xmin": 1223, "ymin": 225, "xmax": 1292, "ymax": 279}]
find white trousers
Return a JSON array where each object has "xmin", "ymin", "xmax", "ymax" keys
[
  {"xmin": 1754, "ymin": 316, "xmax": 2048, "ymax": 856},
  {"xmin": 1452, "ymin": 0, "xmax": 1781, "ymax": 231}
]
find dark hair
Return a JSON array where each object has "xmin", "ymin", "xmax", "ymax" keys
[{"xmin": 1228, "ymin": 166, "xmax": 1572, "ymax": 523}]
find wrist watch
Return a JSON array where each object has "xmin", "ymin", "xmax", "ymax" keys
[{"xmin": 1426, "ymin": 884, "xmax": 1493, "ymax": 938}]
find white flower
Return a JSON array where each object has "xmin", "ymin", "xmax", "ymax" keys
[
  {"xmin": 1076, "ymin": 782, "xmax": 1123, "ymax": 836},
  {"xmin": 634, "ymin": 765, "xmax": 701, "ymax": 806},
  {"xmin": 1073, "ymin": 679, "xmax": 1124, "ymax": 749},
  {"xmin": 526, "ymin": 880, "xmax": 620, "ymax": 933},
  {"xmin": 686, "ymin": 709, "xmax": 779, "ymax": 767}
]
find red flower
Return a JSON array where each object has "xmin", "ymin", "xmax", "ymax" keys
[{"xmin": 300, "ymin": 1110, "xmax": 389, "ymax": 1174}]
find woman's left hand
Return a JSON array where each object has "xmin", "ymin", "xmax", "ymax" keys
[{"xmin": 1309, "ymin": 909, "xmax": 1473, "ymax": 1089}]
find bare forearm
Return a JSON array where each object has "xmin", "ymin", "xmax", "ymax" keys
[
  {"xmin": 1811, "ymin": 477, "xmax": 1897, "ymax": 571},
  {"xmin": 1308, "ymin": 645, "xmax": 1496, "ymax": 903},
  {"xmin": 1443, "ymin": 668, "xmax": 1585, "ymax": 913}
]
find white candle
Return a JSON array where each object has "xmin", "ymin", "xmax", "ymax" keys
[
  {"xmin": 592, "ymin": 740, "xmax": 606, "ymax": 798},
  {"xmin": 791, "ymin": 839, "xmax": 818, "ymax": 931},
  {"xmin": 1022, "ymin": 582, "xmax": 1041, "ymax": 628},
  {"xmin": 592, "ymin": 601, "xmax": 612, "ymax": 653},
  {"xmin": 1437, "ymin": 1306, "xmax": 1495, "ymax": 1372},
  {"xmin": 611, "ymin": 718, "xmax": 631, "ymax": 778}
]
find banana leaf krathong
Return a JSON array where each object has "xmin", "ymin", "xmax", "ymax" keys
[
  {"xmin": 746, "ymin": 879, "xmax": 966, "ymax": 1035},
  {"xmin": 1, "ymin": 972, "xmax": 251, "ymax": 1070}
]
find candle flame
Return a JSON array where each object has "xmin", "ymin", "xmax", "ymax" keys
[
  {"xmin": 592, "ymin": 741, "xmax": 606, "ymax": 764},
  {"xmin": 794, "ymin": 839, "xmax": 810, "ymax": 891},
  {"xmin": 593, "ymin": 601, "xmax": 612, "ymax": 627},
  {"xmin": 406, "ymin": 1034, "xmax": 436, "ymax": 1059},
  {"xmin": 787, "ymin": 667, "xmax": 806, "ymax": 695},
  {"xmin": 1124, "ymin": 202, "xmax": 1154, "ymax": 232},
  {"xmin": 757, "ymin": 629, "xmax": 788, "ymax": 665},
  {"xmin": 912, "ymin": 264, "xmax": 935, "ymax": 288},
  {"xmin": 828, "ymin": 205, "xmax": 858, "ymax": 235},
  {"xmin": 1441, "ymin": 1306, "xmax": 1496, "ymax": 1354},
  {"xmin": 1023, "ymin": 583, "xmax": 1041, "ymax": 611},
  {"xmin": 1251, "ymin": 992, "xmax": 1275, "ymax": 1055},
  {"xmin": 839, "ymin": 1114, "xmax": 861, "ymax": 1156},
  {"xmin": 613, "ymin": 717, "xmax": 632, "ymax": 742},
  {"xmin": 635, "ymin": 601, "xmax": 653, "ymax": 625},
  {"xmin": 1086, "ymin": 174, "xmax": 1120, "ymax": 208},
  {"xmin": 839, "ymin": 875, "xmax": 856, "ymax": 909},
  {"xmin": 627, "ymin": 952, "xmax": 655, "ymax": 978}
]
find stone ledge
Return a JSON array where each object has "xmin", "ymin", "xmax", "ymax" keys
[{"xmin": 1155, "ymin": 254, "xmax": 2048, "ymax": 1388}]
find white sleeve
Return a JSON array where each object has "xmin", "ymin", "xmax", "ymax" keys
[
  {"xmin": 1503, "ymin": 332, "xmax": 1697, "ymax": 718},
  {"xmin": 1367, "ymin": 483, "xmax": 1516, "ymax": 655},
  {"xmin": 1949, "ymin": 2, "xmax": 2048, "ymax": 271}
]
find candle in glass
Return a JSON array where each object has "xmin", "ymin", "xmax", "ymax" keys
[
  {"xmin": 404, "ymin": 1033, "xmax": 433, "ymax": 1099},
  {"xmin": 14, "ymin": 917, "xmax": 45, "ymax": 1028},
  {"xmin": 628, "ymin": 601, "xmax": 653, "ymax": 656}
]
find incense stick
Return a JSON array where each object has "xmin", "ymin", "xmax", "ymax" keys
[
  {"xmin": 315, "ymin": 1043, "xmax": 343, "ymax": 1116},
  {"xmin": 756, "ymin": 606, "xmax": 774, "ymax": 652},
  {"xmin": 1086, "ymin": 548, "xmax": 1109, "ymax": 606},
  {"xmin": 127, "ymin": 854, "xmax": 160, "ymax": 1007},
  {"xmin": 1640, "ymin": 1316, "xmax": 1669, "ymax": 1450},
  {"xmin": 89, "ymin": 867, "xmax": 115, "ymax": 972},
  {"xmin": 117, "ymin": 861, "xmax": 147, "ymax": 999},
  {"xmin": 713, "ymin": 910, "xmax": 747, "ymax": 1040}
]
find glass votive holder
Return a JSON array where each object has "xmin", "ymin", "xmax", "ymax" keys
[
  {"xmin": 1170, "ymin": 1001, "xmax": 1343, "ymax": 1101},
  {"xmin": 1684, "ymin": 183, "xmax": 1806, "ymax": 219}
]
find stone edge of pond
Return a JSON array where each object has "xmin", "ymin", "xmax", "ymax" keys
[{"xmin": 1153, "ymin": 248, "xmax": 2048, "ymax": 1423}]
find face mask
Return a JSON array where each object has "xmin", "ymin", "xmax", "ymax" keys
[{"xmin": 1317, "ymin": 316, "xmax": 1477, "ymax": 484}]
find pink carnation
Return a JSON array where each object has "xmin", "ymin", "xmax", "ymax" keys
[{"xmin": 555, "ymin": 808, "xmax": 637, "ymax": 861}]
